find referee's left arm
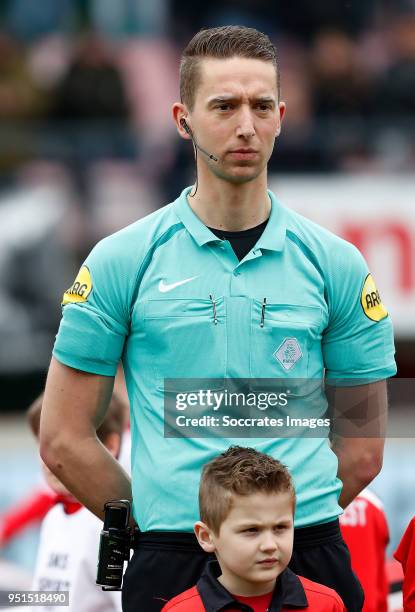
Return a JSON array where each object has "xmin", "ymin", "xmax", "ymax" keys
[
  {"xmin": 321, "ymin": 238, "xmax": 396, "ymax": 509},
  {"xmin": 328, "ymin": 379, "xmax": 387, "ymax": 508}
]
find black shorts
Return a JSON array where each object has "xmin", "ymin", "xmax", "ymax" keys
[{"xmin": 122, "ymin": 519, "xmax": 364, "ymax": 612}]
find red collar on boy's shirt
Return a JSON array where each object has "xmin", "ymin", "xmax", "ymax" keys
[{"xmin": 53, "ymin": 494, "xmax": 83, "ymax": 515}]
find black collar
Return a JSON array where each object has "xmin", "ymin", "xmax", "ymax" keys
[{"xmin": 197, "ymin": 560, "xmax": 308, "ymax": 612}]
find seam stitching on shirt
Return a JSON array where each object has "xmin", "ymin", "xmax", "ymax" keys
[
  {"xmin": 286, "ymin": 229, "xmax": 329, "ymax": 308},
  {"xmin": 128, "ymin": 222, "xmax": 185, "ymax": 320}
]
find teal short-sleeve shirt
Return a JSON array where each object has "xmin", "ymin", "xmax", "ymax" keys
[{"xmin": 53, "ymin": 187, "xmax": 396, "ymax": 530}]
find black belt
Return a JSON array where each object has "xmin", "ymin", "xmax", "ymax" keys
[{"xmin": 131, "ymin": 518, "xmax": 341, "ymax": 551}]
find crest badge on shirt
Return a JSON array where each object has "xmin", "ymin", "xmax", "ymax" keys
[
  {"xmin": 62, "ymin": 266, "xmax": 92, "ymax": 305},
  {"xmin": 274, "ymin": 338, "xmax": 302, "ymax": 371}
]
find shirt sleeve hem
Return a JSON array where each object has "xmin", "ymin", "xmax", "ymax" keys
[
  {"xmin": 325, "ymin": 363, "xmax": 397, "ymax": 385},
  {"xmin": 53, "ymin": 349, "xmax": 118, "ymax": 377}
]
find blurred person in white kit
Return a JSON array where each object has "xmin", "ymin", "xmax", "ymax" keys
[{"xmin": 27, "ymin": 392, "xmax": 130, "ymax": 612}]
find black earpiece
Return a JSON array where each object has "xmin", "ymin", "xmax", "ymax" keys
[{"xmin": 180, "ymin": 118, "xmax": 192, "ymax": 135}]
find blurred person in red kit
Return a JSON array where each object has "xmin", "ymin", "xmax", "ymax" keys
[
  {"xmin": 340, "ymin": 489, "xmax": 389, "ymax": 612},
  {"xmin": 394, "ymin": 516, "xmax": 415, "ymax": 611}
]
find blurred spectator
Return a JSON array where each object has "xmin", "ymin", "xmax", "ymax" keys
[
  {"xmin": 374, "ymin": 13, "xmax": 415, "ymax": 116},
  {"xmin": 309, "ymin": 29, "xmax": 376, "ymax": 169},
  {"xmin": 369, "ymin": 13, "xmax": 415, "ymax": 170},
  {"xmin": 310, "ymin": 29, "xmax": 374, "ymax": 119},
  {"xmin": 0, "ymin": 33, "xmax": 46, "ymax": 120},
  {"xmin": 270, "ymin": 55, "xmax": 335, "ymax": 173},
  {"xmin": 0, "ymin": 33, "xmax": 48, "ymax": 178},
  {"xmin": 53, "ymin": 33, "xmax": 129, "ymax": 121},
  {"xmin": 48, "ymin": 33, "xmax": 135, "ymax": 205}
]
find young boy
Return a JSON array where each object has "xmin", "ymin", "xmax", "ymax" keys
[
  {"xmin": 28, "ymin": 392, "xmax": 128, "ymax": 612},
  {"xmin": 163, "ymin": 447, "xmax": 346, "ymax": 611}
]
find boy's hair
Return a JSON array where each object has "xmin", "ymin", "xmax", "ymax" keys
[
  {"xmin": 180, "ymin": 25, "xmax": 280, "ymax": 111},
  {"xmin": 27, "ymin": 392, "xmax": 127, "ymax": 442},
  {"xmin": 199, "ymin": 446, "xmax": 296, "ymax": 534}
]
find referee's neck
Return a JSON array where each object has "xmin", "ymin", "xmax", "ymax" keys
[{"xmin": 187, "ymin": 175, "xmax": 270, "ymax": 232}]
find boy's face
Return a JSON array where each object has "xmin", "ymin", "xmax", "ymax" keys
[{"xmin": 208, "ymin": 491, "xmax": 294, "ymax": 596}]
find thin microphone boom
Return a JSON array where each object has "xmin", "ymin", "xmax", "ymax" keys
[
  {"xmin": 194, "ymin": 142, "xmax": 218, "ymax": 162},
  {"xmin": 181, "ymin": 119, "xmax": 219, "ymax": 162}
]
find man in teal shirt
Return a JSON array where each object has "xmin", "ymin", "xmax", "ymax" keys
[{"xmin": 41, "ymin": 26, "xmax": 395, "ymax": 611}]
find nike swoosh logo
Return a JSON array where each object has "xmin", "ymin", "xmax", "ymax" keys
[{"xmin": 158, "ymin": 276, "xmax": 199, "ymax": 293}]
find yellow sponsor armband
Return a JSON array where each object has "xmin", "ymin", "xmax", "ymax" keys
[
  {"xmin": 62, "ymin": 266, "xmax": 92, "ymax": 305},
  {"xmin": 360, "ymin": 273, "xmax": 388, "ymax": 322}
]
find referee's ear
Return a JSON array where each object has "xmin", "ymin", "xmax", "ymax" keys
[
  {"xmin": 275, "ymin": 100, "xmax": 286, "ymax": 137},
  {"xmin": 194, "ymin": 521, "xmax": 216, "ymax": 553}
]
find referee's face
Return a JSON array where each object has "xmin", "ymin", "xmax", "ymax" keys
[{"xmin": 190, "ymin": 56, "xmax": 285, "ymax": 184}]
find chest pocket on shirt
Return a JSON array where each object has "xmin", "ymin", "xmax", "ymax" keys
[
  {"xmin": 143, "ymin": 297, "xmax": 227, "ymax": 387},
  {"xmin": 250, "ymin": 301, "xmax": 323, "ymax": 379}
]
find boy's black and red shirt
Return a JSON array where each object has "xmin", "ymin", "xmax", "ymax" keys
[{"xmin": 162, "ymin": 560, "xmax": 346, "ymax": 611}]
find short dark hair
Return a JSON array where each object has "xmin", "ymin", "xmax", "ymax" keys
[
  {"xmin": 27, "ymin": 392, "xmax": 127, "ymax": 443},
  {"xmin": 180, "ymin": 26, "xmax": 280, "ymax": 111},
  {"xmin": 199, "ymin": 446, "xmax": 296, "ymax": 534}
]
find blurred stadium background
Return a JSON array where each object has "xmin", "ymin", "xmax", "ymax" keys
[{"xmin": 0, "ymin": 0, "xmax": 414, "ymax": 604}]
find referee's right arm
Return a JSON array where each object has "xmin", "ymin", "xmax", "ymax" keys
[{"xmin": 39, "ymin": 356, "xmax": 133, "ymax": 522}]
